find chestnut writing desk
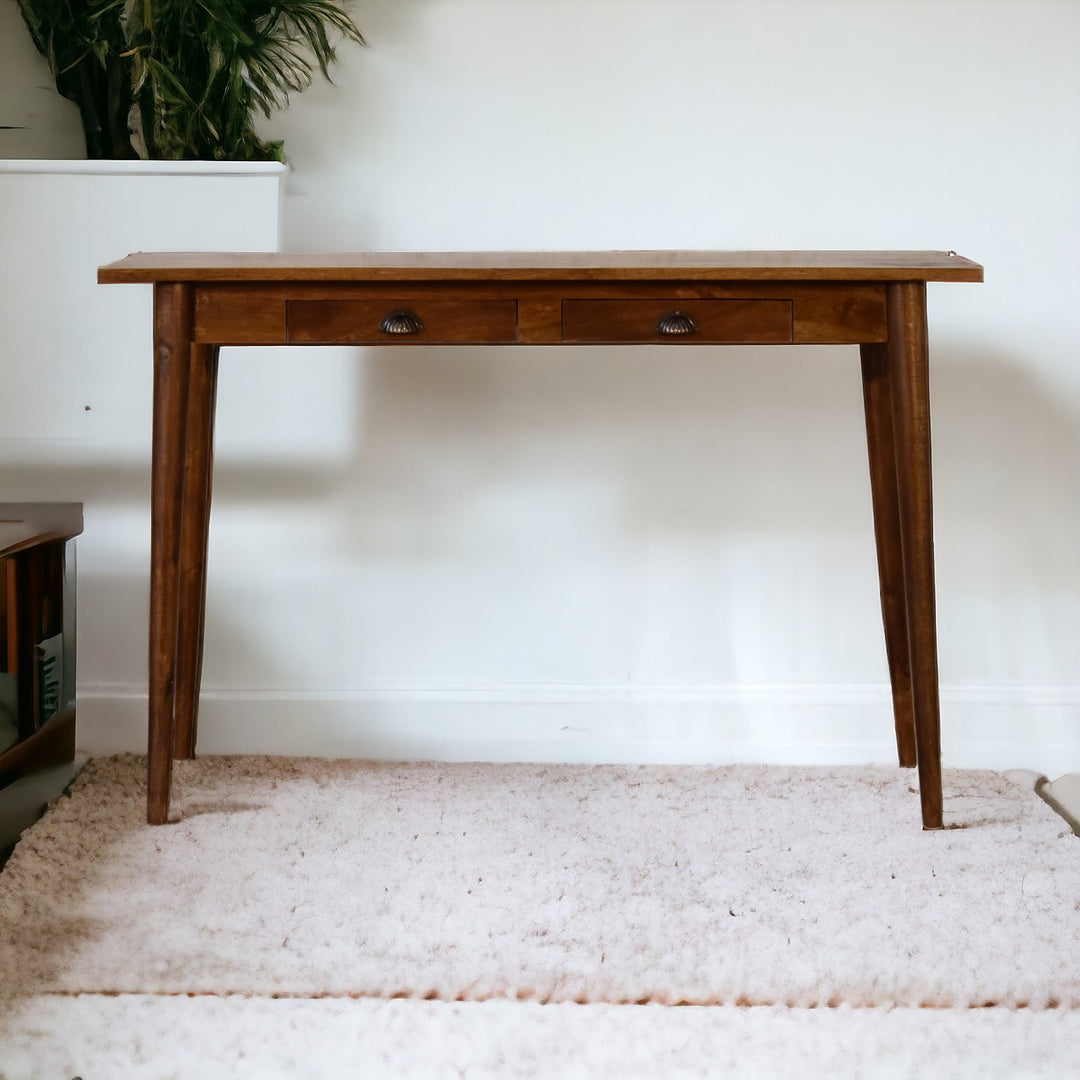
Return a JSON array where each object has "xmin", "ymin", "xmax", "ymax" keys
[{"xmin": 98, "ymin": 250, "xmax": 983, "ymax": 829}]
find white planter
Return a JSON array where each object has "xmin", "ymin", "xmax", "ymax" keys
[
  {"xmin": 0, "ymin": 160, "xmax": 287, "ymax": 752},
  {"xmin": 0, "ymin": 160, "xmax": 286, "ymax": 448}
]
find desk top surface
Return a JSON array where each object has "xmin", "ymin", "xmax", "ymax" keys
[{"xmin": 99, "ymin": 250, "xmax": 983, "ymax": 284}]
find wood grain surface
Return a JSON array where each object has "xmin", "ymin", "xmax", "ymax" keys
[{"xmin": 100, "ymin": 250, "xmax": 983, "ymax": 284}]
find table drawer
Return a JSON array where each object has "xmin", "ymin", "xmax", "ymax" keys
[
  {"xmin": 287, "ymin": 299, "xmax": 518, "ymax": 343},
  {"xmin": 562, "ymin": 299, "xmax": 792, "ymax": 344}
]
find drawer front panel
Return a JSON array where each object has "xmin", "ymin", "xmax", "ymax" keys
[
  {"xmin": 195, "ymin": 288, "xmax": 286, "ymax": 343},
  {"xmin": 287, "ymin": 299, "xmax": 518, "ymax": 344},
  {"xmin": 562, "ymin": 299, "xmax": 792, "ymax": 344}
]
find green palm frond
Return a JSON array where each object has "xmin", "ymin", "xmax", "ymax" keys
[{"xmin": 17, "ymin": 0, "xmax": 364, "ymax": 160}]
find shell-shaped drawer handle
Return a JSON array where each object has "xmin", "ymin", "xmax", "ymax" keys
[
  {"xmin": 656, "ymin": 311, "xmax": 698, "ymax": 336},
  {"xmin": 380, "ymin": 309, "xmax": 424, "ymax": 335}
]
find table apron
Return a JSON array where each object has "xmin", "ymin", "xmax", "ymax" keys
[{"xmin": 192, "ymin": 281, "xmax": 888, "ymax": 346}]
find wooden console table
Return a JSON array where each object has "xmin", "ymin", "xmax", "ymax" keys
[{"xmin": 98, "ymin": 251, "xmax": 983, "ymax": 828}]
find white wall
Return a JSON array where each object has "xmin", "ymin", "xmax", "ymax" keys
[{"xmin": 2, "ymin": 0, "xmax": 1078, "ymax": 773}]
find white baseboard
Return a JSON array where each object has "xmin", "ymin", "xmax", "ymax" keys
[{"xmin": 75, "ymin": 683, "xmax": 1080, "ymax": 776}]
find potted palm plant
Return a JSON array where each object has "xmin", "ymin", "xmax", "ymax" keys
[{"xmin": 16, "ymin": 0, "xmax": 364, "ymax": 160}]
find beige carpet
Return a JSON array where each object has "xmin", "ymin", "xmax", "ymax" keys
[
  {"xmin": 1, "ymin": 755, "xmax": 1078, "ymax": 1077},
  {"xmin": 3, "ymin": 995, "xmax": 1080, "ymax": 1079}
]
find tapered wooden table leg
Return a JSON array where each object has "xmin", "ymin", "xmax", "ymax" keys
[
  {"xmin": 860, "ymin": 342, "xmax": 916, "ymax": 768},
  {"xmin": 148, "ymin": 283, "xmax": 195, "ymax": 824},
  {"xmin": 172, "ymin": 344, "xmax": 220, "ymax": 760},
  {"xmin": 886, "ymin": 282, "xmax": 944, "ymax": 830}
]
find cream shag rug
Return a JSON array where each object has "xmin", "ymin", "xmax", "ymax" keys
[
  {"xmin": 1, "ymin": 755, "xmax": 1077, "ymax": 1011},
  {"xmin": 3, "ymin": 995, "xmax": 1080, "ymax": 1080}
]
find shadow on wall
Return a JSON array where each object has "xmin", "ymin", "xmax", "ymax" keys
[
  {"xmin": 320, "ymin": 341, "xmax": 1080, "ymax": 561},
  {"xmin": 1, "ymin": 339, "xmax": 1077, "ymax": 691},
  {"xmin": 933, "ymin": 347, "xmax": 1080, "ymax": 593},
  {"xmin": 327, "ymin": 343, "xmax": 873, "ymax": 557},
  {"xmin": 931, "ymin": 347, "xmax": 1080, "ymax": 684},
  {"xmin": 6, "ymin": 340, "xmax": 1074, "ymax": 554}
]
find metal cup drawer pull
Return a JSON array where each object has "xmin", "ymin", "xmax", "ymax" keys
[
  {"xmin": 656, "ymin": 310, "xmax": 698, "ymax": 336},
  {"xmin": 379, "ymin": 308, "xmax": 424, "ymax": 335}
]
